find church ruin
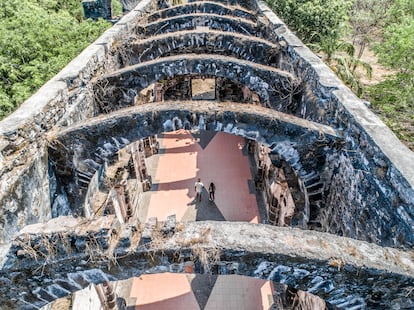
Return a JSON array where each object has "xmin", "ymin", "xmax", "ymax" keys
[{"xmin": 0, "ymin": 0, "xmax": 413, "ymax": 308}]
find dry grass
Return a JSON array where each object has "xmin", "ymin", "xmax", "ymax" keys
[
  {"xmin": 328, "ymin": 258, "xmax": 345, "ymax": 271},
  {"xmin": 192, "ymin": 245, "xmax": 221, "ymax": 274},
  {"xmin": 50, "ymin": 296, "xmax": 72, "ymax": 310},
  {"xmin": 15, "ymin": 234, "xmax": 40, "ymax": 261},
  {"xmin": 129, "ymin": 226, "xmax": 142, "ymax": 250},
  {"xmin": 148, "ymin": 225, "xmax": 168, "ymax": 250}
]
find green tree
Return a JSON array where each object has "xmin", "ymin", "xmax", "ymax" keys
[
  {"xmin": 0, "ymin": 0, "xmax": 111, "ymax": 119},
  {"xmin": 375, "ymin": 17, "xmax": 414, "ymax": 75},
  {"xmin": 348, "ymin": 0, "xmax": 394, "ymax": 58},
  {"xmin": 310, "ymin": 36, "xmax": 372, "ymax": 96},
  {"xmin": 266, "ymin": 0, "xmax": 353, "ymax": 44}
]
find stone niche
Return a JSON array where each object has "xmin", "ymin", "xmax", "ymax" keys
[{"xmin": 82, "ymin": 0, "xmax": 112, "ymax": 20}]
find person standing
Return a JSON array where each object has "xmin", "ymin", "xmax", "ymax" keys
[
  {"xmin": 195, "ymin": 178, "xmax": 204, "ymax": 202},
  {"xmin": 209, "ymin": 182, "xmax": 216, "ymax": 202}
]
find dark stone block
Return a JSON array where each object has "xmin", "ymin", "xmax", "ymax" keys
[{"xmin": 74, "ymin": 238, "xmax": 86, "ymax": 252}]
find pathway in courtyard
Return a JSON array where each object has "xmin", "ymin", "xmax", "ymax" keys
[{"xmin": 140, "ymin": 130, "xmax": 260, "ymax": 223}]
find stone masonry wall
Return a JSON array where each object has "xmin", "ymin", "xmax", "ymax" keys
[
  {"xmin": 50, "ymin": 101, "xmax": 338, "ymax": 210},
  {"xmin": 93, "ymin": 54, "xmax": 295, "ymax": 111},
  {"xmin": 1, "ymin": 218, "xmax": 413, "ymax": 309},
  {"xmin": 0, "ymin": 0, "xmax": 413, "ymax": 251}
]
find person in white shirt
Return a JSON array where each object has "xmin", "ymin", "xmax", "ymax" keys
[{"xmin": 194, "ymin": 178, "xmax": 204, "ymax": 202}]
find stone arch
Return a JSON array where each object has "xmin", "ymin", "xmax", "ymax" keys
[
  {"xmin": 135, "ymin": 76, "xmax": 264, "ymax": 104},
  {"xmin": 137, "ymin": 13, "xmax": 267, "ymax": 38},
  {"xmin": 49, "ymin": 101, "xmax": 338, "ymax": 211},
  {"xmin": 124, "ymin": 30, "xmax": 280, "ymax": 67},
  {"xmin": 93, "ymin": 54, "xmax": 297, "ymax": 113},
  {"xmin": 186, "ymin": 0, "xmax": 259, "ymax": 10},
  {"xmin": 148, "ymin": 1, "xmax": 258, "ymax": 22}
]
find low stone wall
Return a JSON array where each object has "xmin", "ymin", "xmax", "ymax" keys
[
  {"xmin": 147, "ymin": 1, "xmax": 257, "ymax": 22},
  {"xmin": 138, "ymin": 13, "xmax": 264, "ymax": 38},
  {"xmin": 125, "ymin": 30, "xmax": 280, "ymax": 66},
  {"xmin": 1, "ymin": 218, "xmax": 413, "ymax": 309}
]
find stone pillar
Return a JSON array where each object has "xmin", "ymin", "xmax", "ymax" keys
[{"xmin": 82, "ymin": 0, "xmax": 112, "ymax": 20}]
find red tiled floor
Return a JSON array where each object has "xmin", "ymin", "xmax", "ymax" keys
[
  {"xmin": 204, "ymin": 275, "xmax": 274, "ymax": 310},
  {"xmin": 127, "ymin": 273, "xmax": 274, "ymax": 310},
  {"xmin": 144, "ymin": 130, "xmax": 259, "ymax": 223},
  {"xmin": 198, "ymin": 132, "xmax": 258, "ymax": 223},
  {"xmin": 146, "ymin": 131, "xmax": 198, "ymax": 221},
  {"xmin": 130, "ymin": 273, "xmax": 200, "ymax": 310}
]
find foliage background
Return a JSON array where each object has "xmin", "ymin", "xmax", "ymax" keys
[
  {"xmin": 267, "ymin": 0, "xmax": 414, "ymax": 150},
  {"xmin": 0, "ymin": 0, "xmax": 111, "ymax": 118}
]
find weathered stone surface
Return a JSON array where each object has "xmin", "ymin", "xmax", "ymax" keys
[
  {"xmin": 125, "ymin": 30, "xmax": 279, "ymax": 66},
  {"xmin": 258, "ymin": 0, "xmax": 414, "ymax": 247},
  {"xmin": 138, "ymin": 13, "xmax": 265, "ymax": 38},
  {"xmin": 0, "ymin": 146, "xmax": 50, "ymax": 243},
  {"xmin": 0, "ymin": 219, "xmax": 413, "ymax": 309},
  {"xmin": 49, "ymin": 100, "xmax": 339, "ymax": 209},
  {"xmin": 148, "ymin": 1, "xmax": 257, "ymax": 22},
  {"xmin": 0, "ymin": 0, "xmax": 414, "ymax": 308},
  {"xmin": 82, "ymin": 0, "xmax": 112, "ymax": 20},
  {"xmin": 187, "ymin": 0, "xmax": 259, "ymax": 11}
]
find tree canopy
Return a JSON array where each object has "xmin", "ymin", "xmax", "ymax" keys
[
  {"xmin": 367, "ymin": 0, "xmax": 414, "ymax": 149},
  {"xmin": 267, "ymin": 0, "xmax": 414, "ymax": 149},
  {"xmin": 0, "ymin": 0, "xmax": 110, "ymax": 119},
  {"xmin": 266, "ymin": 0, "xmax": 353, "ymax": 44}
]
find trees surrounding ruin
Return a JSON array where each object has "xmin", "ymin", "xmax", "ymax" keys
[
  {"xmin": 0, "ymin": 0, "xmax": 413, "ymax": 148},
  {"xmin": 268, "ymin": 0, "xmax": 414, "ymax": 150}
]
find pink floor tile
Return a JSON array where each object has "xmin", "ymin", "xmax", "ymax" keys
[
  {"xmin": 130, "ymin": 273, "xmax": 200, "ymax": 310},
  {"xmin": 145, "ymin": 130, "xmax": 259, "ymax": 223},
  {"xmin": 204, "ymin": 275, "xmax": 274, "ymax": 310}
]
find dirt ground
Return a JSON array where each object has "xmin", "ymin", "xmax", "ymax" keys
[{"xmin": 358, "ymin": 47, "xmax": 395, "ymax": 85}]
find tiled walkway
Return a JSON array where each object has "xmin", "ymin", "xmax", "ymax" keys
[
  {"xmin": 128, "ymin": 273, "xmax": 275, "ymax": 310},
  {"xmin": 141, "ymin": 130, "xmax": 260, "ymax": 223}
]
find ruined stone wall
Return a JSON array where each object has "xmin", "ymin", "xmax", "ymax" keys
[
  {"xmin": 0, "ymin": 1, "xmax": 414, "ymax": 307},
  {"xmin": 1, "ymin": 218, "xmax": 413, "ymax": 309},
  {"xmin": 50, "ymin": 101, "xmax": 338, "ymax": 210},
  {"xmin": 0, "ymin": 0, "xmax": 154, "ymax": 243},
  {"xmin": 93, "ymin": 54, "xmax": 295, "ymax": 111},
  {"xmin": 0, "ymin": 0, "xmax": 413, "ymax": 250}
]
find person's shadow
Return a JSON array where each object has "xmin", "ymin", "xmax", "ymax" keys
[{"xmin": 192, "ymin": 188, "xmax": 225, "ymax": 221}]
